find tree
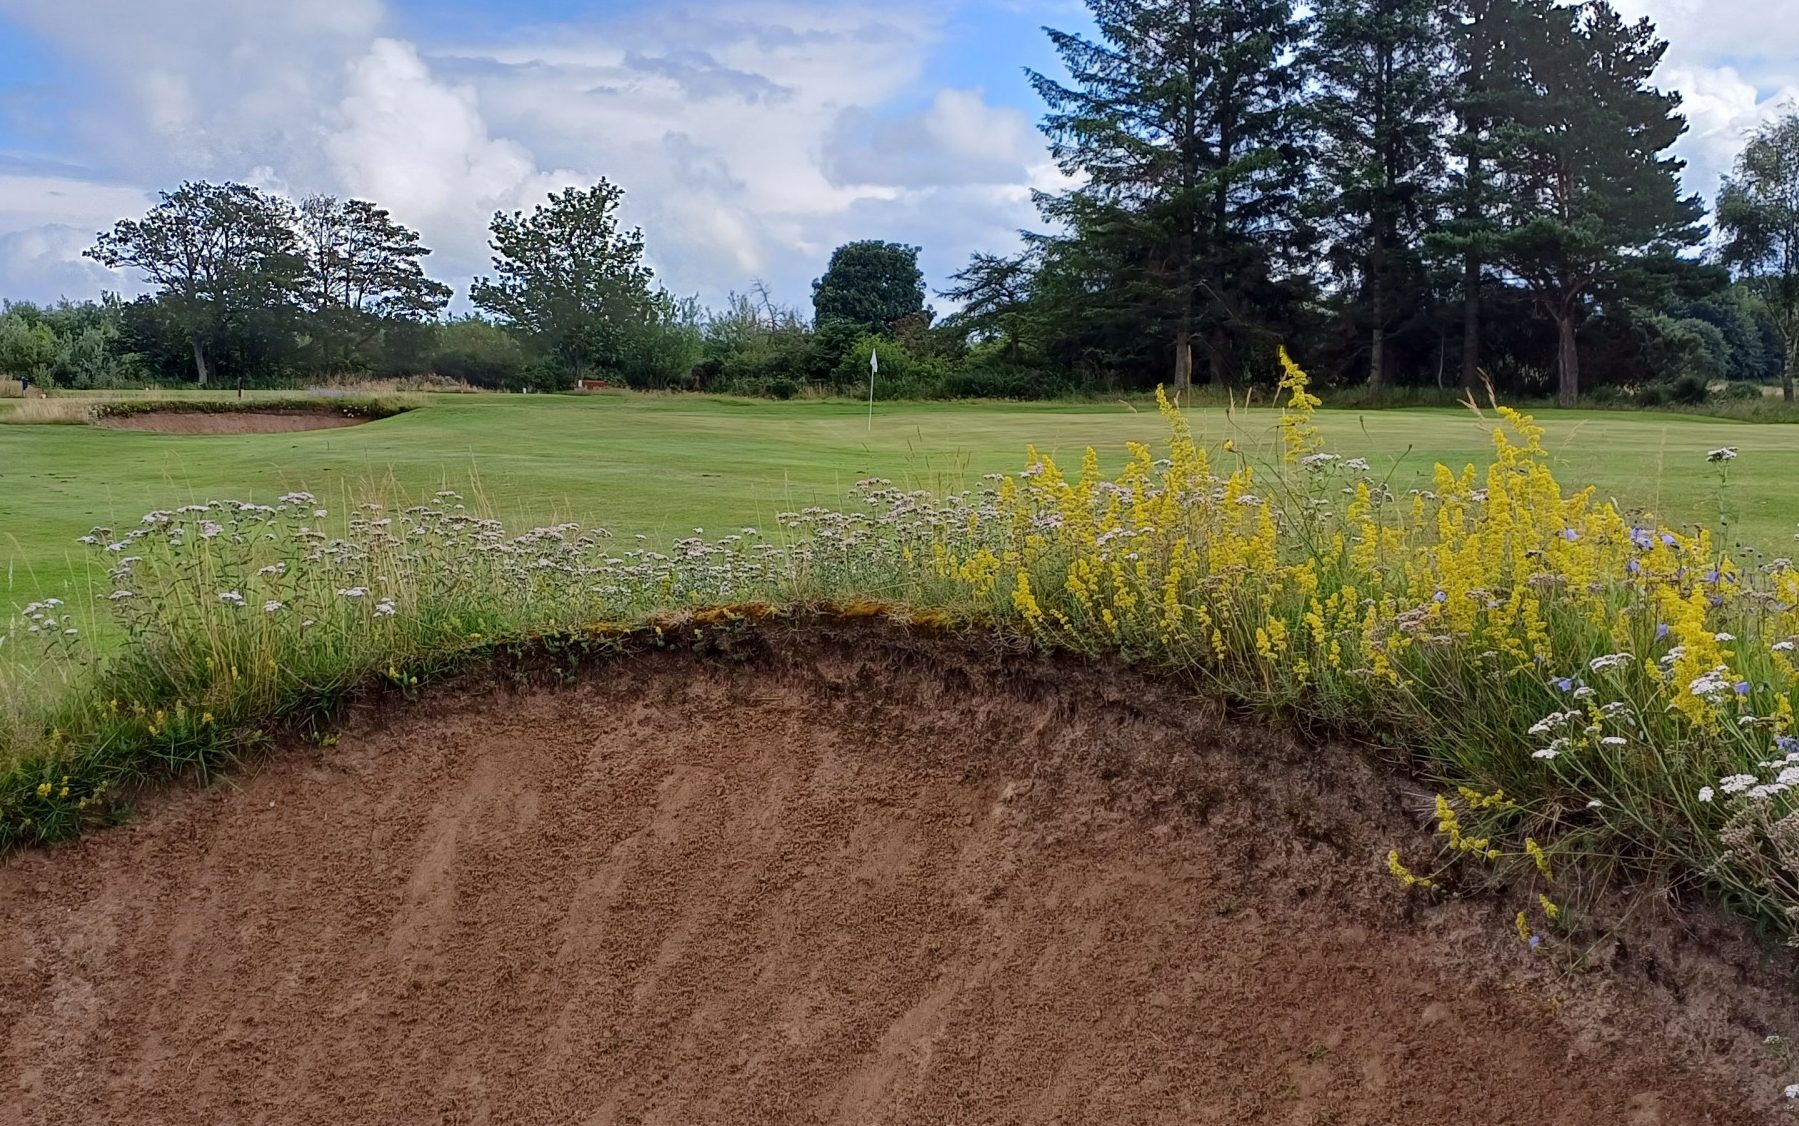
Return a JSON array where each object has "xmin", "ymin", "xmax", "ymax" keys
[
  {"xmin": 811, "ymin": 241, "xmax": 926, "ymax": 333},
  {"xmin": 470, "ymin": 181, "xmax": 657, "ymax": 381},
  {"xmin": 86, "ymin": 181, "xmax": 303, "ymax": 386},
  {"xmin": 296, "ymin": 195, "xmax": 451, "ymax": 371},
  {"xmin": 1304, "ymin": 0, "xmax": 1450, "ymax": 387},
  {"xmin": 1717, "ymin": 110, "xmax": 1799, "ymax": 402},
  {"xmin": 939, "ymin": 251, "xmax": 1038, "ymax": 361},
  {"xmin": 1485, "ymin": 1, "xmax": 1703, "ymax": 406},
  {"xmin": 0, "ymin": 312, "xmax": 58, "ymax": 384},
  {"xmin": 1030, "ymin": 0, "xmax": 1306, "ymax": 389}
]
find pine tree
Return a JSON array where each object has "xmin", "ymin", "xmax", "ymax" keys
[
  {"xmin": 1303, "ymin": 0, "xmax": 1450, "ymax": 387},
  {"xmin": 1486, "ymin": 0, "xmax": 1703, "ymax": 405},
  {"xmin": 1029, "ymin": 0, "xmax": 1305, "ymax": 388}
]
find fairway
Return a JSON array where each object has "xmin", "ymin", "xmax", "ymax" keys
[{"xmin": 1, "ymin": 392, "xmax": 1791, "ymax": 619}]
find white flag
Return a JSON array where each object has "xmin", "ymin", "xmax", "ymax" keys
[{"xmin": 870, "ymin": 348, "xmax": 879, "ymax": 374}]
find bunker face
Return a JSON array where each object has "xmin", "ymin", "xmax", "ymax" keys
[
  {"xmin": 94, "ymin": 408, "xmax": 373, "ymax": 434},
  {"xmin": 0, "ymin": 632, "xmax": 1782, "ymax": 1123}
]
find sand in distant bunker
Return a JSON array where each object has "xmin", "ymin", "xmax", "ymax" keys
[
  {"xmin": 94, "ymin": 409, "xmax": 371, "ymax": 434},
  {"xmin": 0, "ymin": 630, "xmax": 1779, "ymax": 1124}
]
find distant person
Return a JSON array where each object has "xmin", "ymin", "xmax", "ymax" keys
[{"xmin": 17, "ymin": 375, "xmax": 30, "ymax": 396}]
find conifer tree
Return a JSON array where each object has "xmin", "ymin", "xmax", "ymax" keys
[{"xmin": 1030, "ymin": 0, "xmax": 1306, "ymax": 388}]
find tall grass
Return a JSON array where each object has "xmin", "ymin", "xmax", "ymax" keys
[{"xmin": 3, "ymin": 353, "xmax": 1797, "ymax": 949}]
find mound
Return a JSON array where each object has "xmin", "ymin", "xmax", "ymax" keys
[
  {"xmin": 0, "ymin": 626, "xmax": 1786, "ymax": 1124},
  {"xmin": 93, "ymin": 408, "xmax": 372, "ymax": 434}
]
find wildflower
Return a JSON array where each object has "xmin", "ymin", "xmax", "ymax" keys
[
  {"xmin": 1586, "ymin": 799, "xmax": 1603, "ymax": 809},
  {"xmin": 1785, "ymin": 1084, "xmax": 1799, "ymax": 1100},
  {"xmin": 1525, "ymin": 838, "xmax": 1553, "ymax": 878},
  {"xmin": 1735, "ymin": 681, "xmax": 1752, "ymax": 697},
  {"xmin": 218, "ymin": 591, "xmax": 245, "ymax": 606},
  {"xmin": 1588, "ymin": 653, "xmax": 1633, "ymax": 672},
  {"xmin": 1697, "ymin": 787, "xmax": 1715, "ymax": 803},
  {"xmin": 1515, "ymin": 911, "xmax": 1533, "ymax": 945},
  {"xmin": 374, "ymin": 599, "xmax": 397, "ymax": 617},
  {"xmin": 1551, "ymin": 677, "xmax": 1575, "ymax": 692},
  {"xmin": 263, "ymin": 601, "xmax": 284, "ymax": 613},
  {"xmin": 337, "ymin": 587, "xmax": 369, "ymax": 598},
  {"xmin": 1600, "ymin": 736, "xmax": 1626, "ymax": 746},
  {"xmin": 1345, "ymin": 457, "xmax": 1369, "ymax": 471},
  {"xmin": 1538, "ymin": 894, "xmax": 1561, "ymax": 922},
  {"xmin": 1706, "ymin": 447, "xmax": 1737, "ymax": 462}
]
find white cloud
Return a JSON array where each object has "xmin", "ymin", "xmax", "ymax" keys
[
  {"xmin": 0, "ymin": 0, "xmax": 1059, "ymax": 309},
  {"xmin": 1614, "ymin": 0, "xmax": 1799, "ymax": 201}
]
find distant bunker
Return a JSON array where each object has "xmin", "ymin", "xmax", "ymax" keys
[{"xmin": 92, "ymin": 405, "xmax": 391, "ymax": 434}]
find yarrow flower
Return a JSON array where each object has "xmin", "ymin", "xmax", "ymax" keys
[
  {"xmin": 263, "ymin": 600, "xmax": 284, "ymax": 613},
  {"xmin": 337, "ymin": 587, "xmax": 369, "ymax": 598},
  {"xmin": 218, "ymin": 591, "xmax": 245, "ymax": 606},
  {"xmin": 1706, "ymin": 447, "xmax": 1737, "ymax": 462},
  {"xmin": 374, "ymin": 599, "xmax": 397, "ymax": 617}
]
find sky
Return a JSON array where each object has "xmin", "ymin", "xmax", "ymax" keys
[{"xmin": 0, "ymin": 0, "xmax": 1795, "ymax": 313}]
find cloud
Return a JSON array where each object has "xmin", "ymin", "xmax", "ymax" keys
[
  {"xmin": 0, "ymin": 0, "xmax": 1061, "ymax": 309},
  {"xmin": 1613, "ymin": 0, "xmax": 1799, "ymax": 200},
  {"xmin": 825, "ymin": 88, "xmax": 1041, "ymax": 189}
]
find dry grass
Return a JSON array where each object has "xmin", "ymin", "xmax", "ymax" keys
[{"xmin": 0, "ymin": 398, "xmax": 93, "ymax": 425}]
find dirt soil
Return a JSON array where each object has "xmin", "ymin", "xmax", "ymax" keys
[
  {"xmin": 1, "ymin": 624, "xmax": 1793, "ymax": 1124},
  {"xmin": 94, "ymin": 409, "xmax": 371, "ymax": 434}
]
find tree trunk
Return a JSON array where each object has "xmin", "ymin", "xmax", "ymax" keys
[
  {"xmin": 1460, "ymin": 253, "xmax": 1481, "ymax": 390},
  {"xmin": 1368, "ymin": 262, "xmax": 1387, "ymax": 389},
  {"xmin": 1784, "ymin": 334, "xmax": 1796, "ymax": 403},
  {"xmin": 1172, "ymin": 302, "xmax": 1187, "ymax": 393},
  {"xmin": 191, "ymin": 338, "xmax": 210, "ymax": 387},
  {"xmin": 1556, "ymin": 310, "xmax": 1579, "ymax": 408},
  {"xmin": 1173, "ymin": 326, "xmax": 1193, "ymax": 392}
]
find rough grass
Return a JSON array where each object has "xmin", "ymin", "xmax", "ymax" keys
[
  {"xmin": 4, "ymin": 362, "xmax": 1799, "ymax": 960},
  {"xmin": 5, "ymin": 391, "xmax": 1795, "ymax": 640}
]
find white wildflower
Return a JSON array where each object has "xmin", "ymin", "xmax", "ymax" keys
[
  {"xmin": 1588, "ymin": 653, "xmax": 1634, "ymax": 672},
  {"xmin": 1706, "ymin": 447, "xmax": 1737, "ymax": 462},
  {"xmin": 263, "ymin": 601, "xmax": 284, "ymax": 613},
  {"xmin": 337, "ymin": 587, "xmax": 368, "ymax": 598},
  {"xmin": 1698, "ymin": 787, "xmax": 1715, "ymax": 803},
  {"xmin": 1600, "ymin": 736, "xmax": 1626, "ymax": 746},
  {"xmin": 218, "ymin": 591, "xmax": 245, "ymax": 606},
  {"xmin": 374, "ymin": 599, "xmax": 397, "ymax": 617},
  {"xmin": 1720, "ymin": 774, "xmax": 1759, "ymax": 795}
]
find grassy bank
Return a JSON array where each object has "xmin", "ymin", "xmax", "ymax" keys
[{"xmin": 4, "ymin": 357, "xmax": 1798, "ymax": 956}]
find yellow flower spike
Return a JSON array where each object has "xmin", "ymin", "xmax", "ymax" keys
[
  {"xmin": 1525, "ymin": 838, "xmax": 1553, "ymax": 879},
  {"xmin": 1516, "ymin": 911, "xmax": 1534, "ymax": 946},
  {"xmin": 1387, "ymin": 849, "xmax": 1432, "ymax": 889},
  {"xmin": 1539, "ymin": 894, "xmax": 1561, "ymax": 923}
]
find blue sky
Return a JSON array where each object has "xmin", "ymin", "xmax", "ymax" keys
[{"xmin": 0, "ymin": 0, "xmax": 1793, "ymax": 310}]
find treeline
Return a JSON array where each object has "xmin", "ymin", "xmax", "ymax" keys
[
  {"xmin": 6, "ymin": 0, "xmax": 1799, "ymax": 404},
  {"xmin": 953, "ymin": 0, "xmax": 1796, "ymax": 404}
]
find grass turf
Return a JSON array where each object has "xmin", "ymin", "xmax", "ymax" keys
[{"xmin": 2, "ymin": 391, "xmax": 1789, "ymax": 623}]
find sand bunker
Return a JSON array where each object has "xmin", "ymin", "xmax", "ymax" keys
[
  {"xmin": 94, "ymin": 408, "xmax": 373, "ymax": 434},
  {"xmin": 0, "ymin": 626, "xmax": 1787, "ymax": 1123}
]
